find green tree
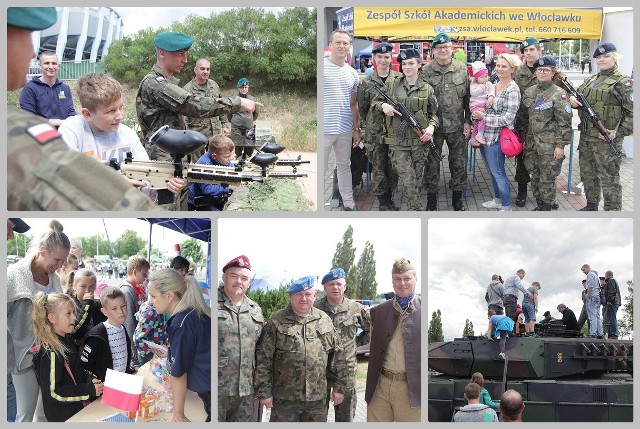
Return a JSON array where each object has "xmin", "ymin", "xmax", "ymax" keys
[
  {"xmin": 114, "ymin": 230, "xmax": 146, "ymax": 259},
  {"xmin": 247, "ymin": 283, "xmax": 290, "ymax": 319},
  {"xmin": 428, "ymin": 309, "xmax": 444, "ymax": 343},
  {"xmin": 83, "ymin": 235, "xmax": 113, "ymax": 258},
  {"xmin": 331, "ymin": 225, "xmax": 357, "ymax": 299},
  {"xmin": 462, "ymin": 319, "xmax": 474, "ymax": 338},
  {"xmin": 181, "ymin": 238, "xmax": 204, "ymax": 266},
  {"xmin": 356, "ymin": 241, "xmax": 377, "ymax": 299},
  {"xmin": 619, "ymin": 280, "xmax": 633, "ymax": 339},
  {"xmin": 7, "ymin": 233, "xmax": 34, "ymax": 257}
]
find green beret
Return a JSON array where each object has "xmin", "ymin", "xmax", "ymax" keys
[
  {"xmin": 431, "ymin": 32, "xmax": 451, "ymax": 47},
  {"xmin": 520, "ymin": 37, "xmax": 540, "ymax": 53},
  {"xmin": 154, "ymin": 31, "xmax": 193, "ymax": 52},
  {"xmin": 7, "ymin": 7, "xmax": 57, "ymax": 31},
  {"xmin": 237, "ymin": 77, "xmax": 249, "ymax": 87}
]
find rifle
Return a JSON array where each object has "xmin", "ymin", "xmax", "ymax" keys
[
  {"xmin": 559, "ymin": 76, "xmax": 621, "ymax": 157},
  {"xmin": 369, "ymin": 83, "xmax": 442, "ymax": 161},
  {"xmin": 237, "ymin": 125, "xmax": 311, "ymax": 169}
]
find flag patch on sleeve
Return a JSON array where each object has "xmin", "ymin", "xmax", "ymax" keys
[{"xmin": 26, "ymin": 123, "xmax": 60, "ymax": 145}]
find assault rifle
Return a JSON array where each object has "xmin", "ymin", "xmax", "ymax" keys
[
  {"xmin": 369, "ymin": 83, "xmax": 442, "ymax": 161},
  {"xmin": 559, "ymin": 76, "xmax": 621, "ymax": 157}
]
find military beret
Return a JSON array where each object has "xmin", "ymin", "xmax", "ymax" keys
[
  {"xmin": 198, "ymin": 280, "xmax": 210, "ymax": 290},
  {"xmin": 237, "ymin": 77, "xmax": 249, "ymax": 87},
  {"xmin": 7, "ymin": 7, "xmax": 57, "ymax": 31},
  {"xmin": 593, "ymin": 42, "xmax": 616, "ymax": 58},
  {"xmin": 321, "ymin": 268, "xmax": 345, "ymax": 285},
  {"xmin": 533, "ymin": 55, "xmax": 556, "ymax": 69},
  {"xmin": 431, "ymin": 32, "xmax": 451, "ymax": 47},
  {"xmin": 222, "ymin": 255, "xmax": 251, "ymax": 272},
  {"xmin": 8, "ymin": 218, "xmax": 30, "ymax": 234},
  {"xmin": 372, "ymin": 42, "xmax": 393, "ymax": 54},
  {"xmin": 392, "ymin": 258, "xmax": 415, "ymax": 274},
  {"xmin": 398, "ymin": 48, "xmax": 421, "ymax": 62},
  {"xmin": 520, "ymin": 36, "xmax": 540, "ymax": 53},
  {"xmin": 287, "ymin": 276, "xmax": 315, "ymax": 294},
  {"xmin": 154, "ymin": 31, "xmax": 193, "ymax": 52}
]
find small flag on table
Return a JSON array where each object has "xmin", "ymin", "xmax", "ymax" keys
[{"xmin": 101, "ymin": 369, "xmax": 143, "ymax": 412}]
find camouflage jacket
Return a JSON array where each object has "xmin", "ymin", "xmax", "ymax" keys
[
  {"xmin": 255, "ymin": 305, "xmax": 348, "ymax": 401},
  {"xmin": 182, "ymin": 78, "xmax": 230, "ymax": 137},
  {"xmin": 314, "ymin": 296, "xmax": 371, "ymax": 388},
  {"xmin": 420, "ymin": 59, "xmax": 471, "ymax": 133},
  {"xmin": 217, "ymin": 287, "xmax": 265, "ymax": 397},
  {"xmin": 7, "ymin": 106, "xmax": 156, "ymax": 211},
  {"xmin": 135, "ymin": 64, "xmax": 241, "ymax": 160},
  {"xmin": 357, "ymin": 69, "xmax": 401, "ymax": 147},
  {"xmin": 521, "ymin": 82, "xmax": 573, "ymax": 149},
  {"xmin": 230, "ymin": 93, "xmax": 259, "ymax": 132}
]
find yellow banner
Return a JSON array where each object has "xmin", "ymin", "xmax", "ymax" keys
[{"xmin": 353, "ymin": 7, "xmax": 603, "ymax": 41}]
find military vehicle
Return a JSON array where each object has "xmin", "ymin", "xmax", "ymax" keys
[{"xmin": 428, "ymin": 322, "xmax": 633, "ymax": 422}]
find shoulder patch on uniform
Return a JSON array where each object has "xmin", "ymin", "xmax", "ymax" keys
[
  {"xmin": 565, "ymin": 104, "xmax": 573, "ymax": 114},
  {"xmin": 26, "ymin": 123, "xmax": 60, "ymax": 145},
  {"xmin": 155, "ymin": 76, "xmax": 165, "ymax": 83}
]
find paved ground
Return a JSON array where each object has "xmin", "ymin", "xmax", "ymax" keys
[
  {"xmin": 324, "ymin": 71, "xmax": 633, "ymax": 212},
  {"xmin": 261, "ymin": 389, "xmax": 367, "ymax": 422}
]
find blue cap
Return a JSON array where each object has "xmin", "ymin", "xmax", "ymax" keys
[
  {"xmin": 154, "ymin": 31, "xmax": 193, "ymax": 52},
  {"xmin": 321, "ymin": 268, "xmax": 345, "ymax": 285},
  {"xmin": 533, "ymin": 55, "xmax": 557, "ymax": 69},
  {"xmin": 198, "ymin": 281, "xmax": 210, "ymax": 290},
  {"xmin": 372, "ymin": 42, "xmax": 393, "ymax": 54},
  {"xmin": 237, "ymin": 77, "xmax": 249, "ymax": 87},
  {"xmin": 593, "ymin": 42, "xmax": 616, "ymax": 58},
  {"xmin": 287, "ymin": 276, "xmax": 315, "ymax": 294},
  {"xmin": 7, "ymin": 7, "xmax": 57, "ymax": 31}
]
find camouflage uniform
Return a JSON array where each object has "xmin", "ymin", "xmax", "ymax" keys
[
  {"xmin": 357, "ymin": 69, "xmax": 401, "ymax": 204},
  {"xmin": 374, "ymin": 75, "xmax": 439, "ymax": 210},
  {"xmin": 420, "ymin": 60, "xmax": 471, "ymax": 198},
  {"xmin": 230, "ymin": 93, "xmax": 259, "ymax": 160},
  {"xmin": 7, "ymin": 106, "xmax": 156, "ymax": 211},
  {"xmin": 576, "ymin": 66, "xmax": 633, "ymax": 211},
  {"xmin": 217, "ymin": 287, "xmax": 264, "ymax": 422},
  {"xmin": 314, "ymin": 296, "xmax": 371, "ymax": 422},
  {"xmin": 521, "ymin": 82, "xmax": 573, "ymax": 206},
  {"xmin": 182, "ymin": 77, "xmax": 230, "ymax": 159},
  {"xmin": 255, "ymin": 306, "xmax": 348, "ymax": 422}
]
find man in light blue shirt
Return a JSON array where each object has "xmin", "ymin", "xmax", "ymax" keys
[
  {"xmin": 503, "ymin": 269, "xmax": 532, "ymax": 323},
  {"xmin": 581, "ymin": 264, "xmax": 603, "ymax": 338}
]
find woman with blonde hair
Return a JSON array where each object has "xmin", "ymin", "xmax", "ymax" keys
[
  {"xmin": 8, "ymin": 219, "xmax": 70, "ymax": 421},
  {"xmin": 469, "ymin": 372, "xmax": 500, "ymax": 410},
  {"xmin": 147, "ymin": 268, "xmax": 211, "ymax": 422}
]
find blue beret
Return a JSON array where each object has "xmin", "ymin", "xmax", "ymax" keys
[
  {"xmin": 287, "ymin": 276, "xmax": 315, "ymax": 294},
  {"xmin": 372, "ymin": 42, "xmax": 393, "ymax": 54},
  {"xmin": 520, "ymin": 37, "xmax": 540, "ymax": 53},
  {"xmin": 533, "ymin": 55, "xmax": 556, "ymax": 69},
  {"xmin": 593, "ymin": 43, "xmax": 616, "ymax": 58},
  {"xmin": 154, "ymin": 31, "xmax": 193, "ymax": 52},
  {"xmin": 398, "ymin": 48, "xmax": 421, "ymax": 62},
  {"xmin": 198, "ymin": 281, "xmax": 210, "ymax": 290},
  {"xmin": 431, "ymin": 32, "xmax": 451, "ymax": 47},
  {"xmin": 321, "ymin": 268, "xmax": 345, "ymax": 285},
  {"xmin": 7, "ymin": 7, "xmax": 57, "ymax": 31},
  {"xmin": 237, "ymin": 77, "xmax": 249, "ymax": 87}
]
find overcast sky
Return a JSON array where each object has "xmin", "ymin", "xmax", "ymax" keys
[
  {"xmin": 428, "ymin": 218, "xmax": 633, "ymax": 341},
  {"xmin": 218, "ymin": 218, "xmax": 421, "ymax": 295},
  {"xmin": 15, "ymin": 218, "xmax": 207, "ymax": 259}
]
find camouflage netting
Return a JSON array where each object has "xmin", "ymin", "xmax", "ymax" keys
[{"xmin": 225, "ymin": 178, "xmax": 313, "ymax": 211}]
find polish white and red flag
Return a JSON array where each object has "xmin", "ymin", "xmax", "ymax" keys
[{"xmin": 101, "ymin": 369, "xmax": 143, "ymax": 412}]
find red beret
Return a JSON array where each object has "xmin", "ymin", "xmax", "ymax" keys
[{"xmin": 223, "ymin": 255, "xmax": 251, "ymax": 272}]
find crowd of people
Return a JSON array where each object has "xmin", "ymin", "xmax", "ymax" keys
[
  {"xmin": 7, "ymin": 219, "xmax": 211, "ymax": 422},
  {"xmin": 7, "ymin": 7, "xmax": 261, "ymax": 211},
  {"xmin": 324, "ymin": 29, "xmax": 633, "ymax": 211},
  {"xmin": 218, "ymin": 255, "xmax": 421, "ymax": 422}
]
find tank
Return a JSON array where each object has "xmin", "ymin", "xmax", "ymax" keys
[{"xmin": 428, "ymin": 330, "xmax": 633, "ymax": 422}]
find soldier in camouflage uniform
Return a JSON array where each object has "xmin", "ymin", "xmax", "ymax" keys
[
  {"xmin": 420, "ymin": 32, "xmax": 472, "ymax": 211},
  {"xmin": 357, "ymin": 42, "xmax": 401, "ymax": 211},
  {"xmin": 256, "ymin": 276, "xmax": 348, "ymax": 422},
  {"xmin": 218, "ymin": 255, "xmax": 265, "ymax": 422},
  {"xmin": 7, "ymin": 7, "xmax": 156, "ymax": 211},
  {"xmin": 314, "ymin": 268, "xmax": 371, "ymax": 422},
  {"xmin": 569, "ymin": 43, "xmax": 633, "ymax": 211},
  {"xmin": 375, "ymin": 48, "xmax": 439, "ymax": 211},
  {"xmin": 521, "ymin": 56, "xmax": 573, "ymax": 211},
  {"xmin": 182, "ymin": 58, "xmax": 231, "ymax": 160},
  {"xmin": 230, "ymin": 78, "xmax": 260, "ymax": 161}
]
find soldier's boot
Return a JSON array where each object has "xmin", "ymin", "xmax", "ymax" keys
[
  {"xmin": 551, "ymin": 201, "xmax": 559, "ymax": 210},
  {"xmin": 579, "ymin": 202, "xmax": 599, "ymax": 211},
  {"xmin": 377, "ymin": 195, "xmax": 391, "ymax": 211},
  {"xmin": 533, "ymin": 202, "xmax": 552, "ymax": 211},
  {"xmin": 452, "ymin": 191, "xmax": 466, "ymax": 211},
  {"xmin": 515, "ymin": 184, "xmax": 528, "ymax": 207},
  {"xmin": 381, "ymin": 191, "xmax": 400, "ymax": 211},
  {"xmin": 426, "ymin": 192, "xmax": 438, "ymax": 211}
]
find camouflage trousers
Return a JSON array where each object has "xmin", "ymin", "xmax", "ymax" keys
[
  {"xmin": 270, "ymin": 399, "xmax": 327, "ymax": 422},
  {"xmin": 578, "ymin": 136, "xmax": 623, "ymax": 210},
  {"xmin": 364, "ymin": 140, "xmax": 399, "ymax": 197},
  {"xmin": 325, "ymin": 386, "xmax": 357, "ymax": 422},
  {"xmin": 218, "ymin": 394, "xmax": 255, "ymax": 422},
  {"xmin": 424, "ymin": 131, "xmax": 468, "ymax": 192},
  {"xmin": 389, "ymin": 145, "xmax": 427, "ymax": 211},
  {"xmin": 523, "ymin": 141, "xmax": 564, "ymax": 204}
]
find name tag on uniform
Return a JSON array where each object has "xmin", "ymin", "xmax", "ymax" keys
[{"xmin": 58, "ymin": 90, "xmax": 66, "ymax": 99}]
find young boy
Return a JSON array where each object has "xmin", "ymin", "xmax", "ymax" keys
[
  {"xmin": 119, "ymin": 256, "xmax": 150, "ymax": 364},
  {"xmin": 81, "ymin": 287, "xmax": 134, "ymax": 381},
  {"xmin": 188, "ymin": 134, "xmax": 235, "ymax": 211}
]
